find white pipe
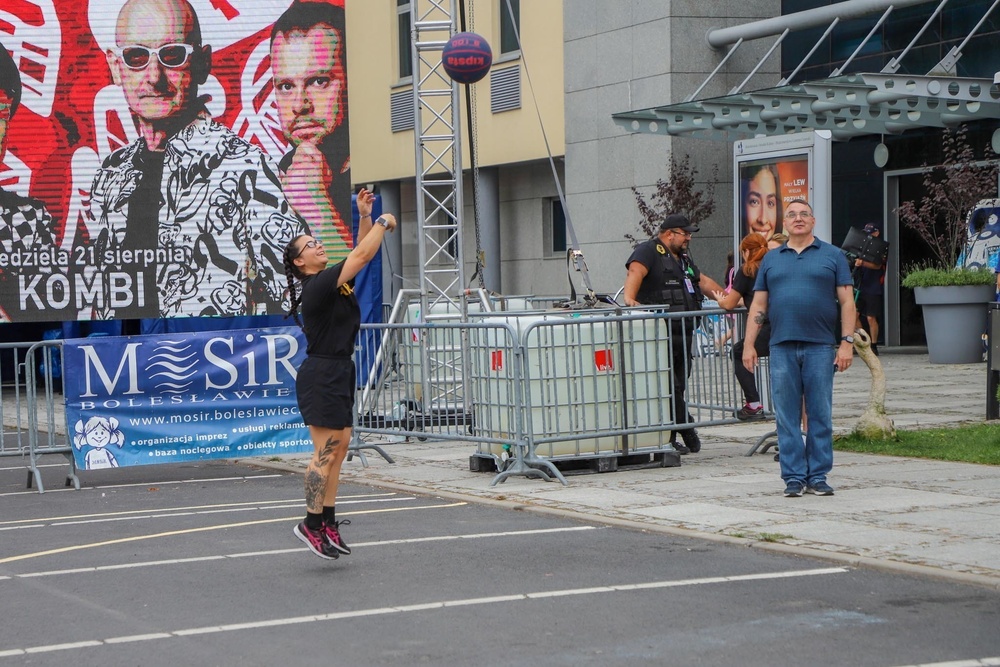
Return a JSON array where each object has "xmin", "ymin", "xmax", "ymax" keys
[{"xmin": 707, "ymin": 0, "xmax": 936, "ymax": 49}]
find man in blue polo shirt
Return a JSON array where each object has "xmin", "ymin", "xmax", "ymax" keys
[{"xmin": 741, "ymin": 199, "xmax": 856, "ymax": 497}]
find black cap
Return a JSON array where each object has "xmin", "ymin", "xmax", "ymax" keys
[{"xmin": 659, "ymin": 213, "xmax": 699, "ymax": 233}]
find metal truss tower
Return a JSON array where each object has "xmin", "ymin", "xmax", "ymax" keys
[
  {"xmin": 410, "ymin": 0, "xmax": 467, "ymax": 322},
  {"xmin": 407, "ymin": 0, "xmax": 469, "ymax": 418}
]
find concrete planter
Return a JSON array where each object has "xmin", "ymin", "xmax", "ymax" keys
[{"xmin": 914, "ymin": 285, "xmax": 995, "ymax": 364}]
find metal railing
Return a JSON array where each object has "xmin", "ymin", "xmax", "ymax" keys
[
  {"xmin": 351, "ymin": 306, "xmax": 770, "ymax": 485},
  {"xmin": 1, "ymin": 341, "xmax": 79, "ymax": 492},
  {"xmin": 8, "ymin": 306, "xmax": 773, "ymax": 492}
]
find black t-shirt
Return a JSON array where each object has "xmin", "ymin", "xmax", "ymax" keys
[
  {"xmin": 857, "ymin": 264, "xmax": 884, "ymax": 296},
  {"xmin": 300, "ymin": 260, "xmax": 360, "ymax": 358},
  {"xmin": 731, "ymin": 269, "xmax": 756, "ymax": 306},
  {"xmin": 732, "ymin": 268, "xmax": 770, "ymax": 341}
]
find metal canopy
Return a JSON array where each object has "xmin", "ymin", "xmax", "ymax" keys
[{"xmin": 613, "ymin": 72, "xmax": 1000, "ymax": 141}]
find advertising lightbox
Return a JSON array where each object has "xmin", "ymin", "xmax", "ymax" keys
[{"xmin": 733, "ymin": 131, "xmax": 832, "ymax": 249}]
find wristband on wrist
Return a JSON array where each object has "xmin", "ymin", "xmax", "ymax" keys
[{"xmin": 360, "ymin": 214, "xmax": 372, "ymax": 219}]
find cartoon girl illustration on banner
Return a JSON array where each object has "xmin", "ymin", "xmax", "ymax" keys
[{"xmin": 74, "ymin": 415, "xmax": 125, "ymax": 469}]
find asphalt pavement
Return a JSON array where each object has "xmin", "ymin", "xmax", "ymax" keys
[
  {"xmin": 5, "ymin": 461, "xmax": 998, "ymax": 666},
  {"xmin": 269, "ymin": 350, "xmax": 1000, "ymax": 590}
]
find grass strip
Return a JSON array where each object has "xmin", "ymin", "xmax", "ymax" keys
[{"xmin": 834, "ymin": 422, "xmax": 1000, "ymax": 466}]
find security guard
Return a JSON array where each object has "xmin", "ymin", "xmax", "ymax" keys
[{"xmin": 624, "ymin": 214, "xmax": 723, "ymax": 454}]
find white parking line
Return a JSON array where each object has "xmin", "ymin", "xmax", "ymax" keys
[
  {"xmin": 0, "ymin": 492, "xmax": 400, "ymax": 527},
  {"xmin": 21, "ymin": 641, "xmax": 103, "ymax": 654},
  {"xmin": 0, "ymin": 474, "xmax": 285, "ymax": 497},
  {"xmin": 6, "ymin": 526, "xmax": 599, "ymax": 579},
  {"xmin": 0, "ymin": 502, "xmax": 468, "ymax": 565},
  {"xmin": 0, "ymin": 524, "xmax": 45, "ymax": 533},
  {"xmin": 886, "ymin": 660, "xmax": 1000, "ymax": 667},
  {"xmin": 0, "ymin": 463, "xmax": 65, "ymax": 472},
  {"xmin": 0, "ymin": 567, "xmax": 849, "ymax": 657},
  {"xmin": 48, "ymin": 496, "xmax": 410, "ymax": 527}
]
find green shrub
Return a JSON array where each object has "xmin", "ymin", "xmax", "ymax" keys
[{"xmin": 901, "ymin": 266, "xmax": 995, "ymax": 288}]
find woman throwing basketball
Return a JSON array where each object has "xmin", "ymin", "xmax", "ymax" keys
[{"xmin": 283, "ymin": 188, "xmax": 397, "ymax": 559}]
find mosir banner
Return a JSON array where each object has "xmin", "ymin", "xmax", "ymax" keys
[
  {"xmin": 0, "ymin": 0, "xmax": 351, "ymax": 322},
  {"xmin": 62, "ymin": 326, "xmax": 312, "ymax": 469}
]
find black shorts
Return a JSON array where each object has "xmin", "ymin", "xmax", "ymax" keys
[
  {"xmin": 296, "ymin": 356, "xmax": 356, "ymax": 429},
  {"xmin": 856, "ymin": 292, "xmax": 883, "ymax": 318}
]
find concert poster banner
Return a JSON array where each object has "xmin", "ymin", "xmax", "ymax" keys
[
  {"xmin": 62, "ymin": 326, "xmax": 313, "ymax": 469},
  {"xmin": 0, "ymin": 0, "xmax": 351, "ymax": 323}
]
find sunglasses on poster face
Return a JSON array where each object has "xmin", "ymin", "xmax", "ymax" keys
[{"xmin": 114, "ymin": 43, "xmax": 195, "ymax": 70}]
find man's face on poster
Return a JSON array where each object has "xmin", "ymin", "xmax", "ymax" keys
[
  {"xmin": 108, "ymin": 0, "xmax": 205, "ymax": 124},
  {"xmin": 271, "ymin": 25, "xmax": 345, "ymax": 147},
  {"xmin": 745, "ymin": 167, "xmax": 779, "ymax": 237}
]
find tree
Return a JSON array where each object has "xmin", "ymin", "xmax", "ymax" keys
[
  {"xmin": 896, "ymin": 125, "xmax": 999, "ymax": 269},
  {"xmin": 626, "ymin": 154, "xmax": 719, "ymax": 247}
]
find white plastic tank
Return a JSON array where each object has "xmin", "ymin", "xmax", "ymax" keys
[{"xmin": 470, "ymin": 310, "xmax": 675, "ymax": 459}]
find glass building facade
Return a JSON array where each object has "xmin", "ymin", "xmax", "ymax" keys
[
  {"xmin": 780, "ymin": 1, "xmax": 1000, "ymax": 345},
  {"xmin": 782, "ymin": 0, "xmax": 1000, "ymax": 80}
]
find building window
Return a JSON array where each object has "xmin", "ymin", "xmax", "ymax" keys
[
  {"xmin": 499, "ymin": 0, "xmax": 520, "ymax": 56},
  {"xmin": 397, "ymin": 0, "xmax": 412, "ymax": 79},
  {"xmin": 544, "ymin": 197, "xmax": 567, "ymax": 257}
]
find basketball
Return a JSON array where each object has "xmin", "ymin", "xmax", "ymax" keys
[{"xmin": 441, "ymin": 32, "xmax": 493, "ymax": 84}]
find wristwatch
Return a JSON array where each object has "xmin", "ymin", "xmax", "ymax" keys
[
  {"xmin": 375, "ymin": 216, "xmax": 390, "ymax": 228},
  {"xmin": 841, "ymin": 335, "xmax": 854, "ymax": 344}
]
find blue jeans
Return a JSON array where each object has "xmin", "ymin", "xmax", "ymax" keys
[{"xmin": 769, "ymin": 342, "xmax": 836, "ymax": 486}]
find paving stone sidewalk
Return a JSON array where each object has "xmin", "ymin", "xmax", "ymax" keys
[{"xmin": 282, "ymin": 352, "xmax": 1000, "ymax": 589}]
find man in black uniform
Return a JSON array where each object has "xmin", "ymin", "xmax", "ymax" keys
[{"xmin": 623, "ymin": 214, "xmax": 723, "ymax": 454}]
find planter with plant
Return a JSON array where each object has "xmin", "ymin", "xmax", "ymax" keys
[{"xmin": 897, "ymin": 126, "xmax": 999, "ymax": 364}]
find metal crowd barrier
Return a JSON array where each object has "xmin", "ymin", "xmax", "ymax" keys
[
  {"xmin": 351, "ymin": 307, "xmax": 768, "ymax": 485},
  {"xmin": 721, "ymin": 310, "xmax": 779, "ymax": 457},
  {"xmin": 7, "ymin": 307, "xmax": 772, "ymax": 493},
  {"xmin": 744, "ymin": 356, "xmax": 779, "ymax": 456},
  {"xmin": 0, "ymin": 340, "xmax": 79, "ymax": 493},
  {"xmin": 351, "ymin": 320, "xmax": 524, "ymax": 462}
]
